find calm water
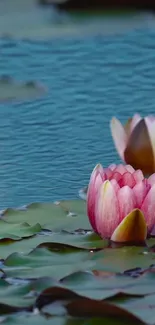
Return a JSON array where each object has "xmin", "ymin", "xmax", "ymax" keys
[{"xmin": 0, "ymin": 20, "xmax": 155, "ymax": 208}]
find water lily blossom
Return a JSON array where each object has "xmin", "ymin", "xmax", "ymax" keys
[
  {"xmin": 110, "ymin": 114, "xmax": 155, "ymax": 175},
  {"xmin": 87, "ymin": 163, "xmax": 155, "ymax": 242}
]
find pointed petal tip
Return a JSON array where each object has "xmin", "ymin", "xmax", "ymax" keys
[
  {"xmin": 94, "ymin": 163, "xmax": 103, "ymax": 170},
  {"xmin": 100, "ymin": 179, "xmax": 111, "ymax": 191},
  {"xmin": 110, "ymin": 116, "xmax": 118, "ymax": 124},
  {"xmin": 91, "ymin": 163, "xmax": 104, "ymax": 176},
  {"xmin": 111, "ymin": 209, "xmax": 147, "ymax": 243}
]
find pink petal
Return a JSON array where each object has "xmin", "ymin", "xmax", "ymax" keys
[
  {"xmin": 87, "ymin": 176, "xmax": 102, "ymax": 232},
  {"xmin": 112, "ymin": 172, "xmax": 122, "ymax": 183},
  {"xmin": 146, "ymin": 115, "xmax": 155, "ymax": 122},
  {"xmin": 110, "ymin": 117, "xmax": 128, "ymax": 160},
  {"xmin": 110, "ymin": 179, "xmax": 120, "ymax": 193},
  {"xmin": 117, "ymin": 186, "xmax": 136, "ymax": 222},
  {"xmin": 95, "ymin": 181, "xmax": 120, "ymax": 239},
  {"xmin": 108, "ymin": 164, "xmax": 117, "ymax": 171},
  {"xmin": 124, "ymin": 165, "xmax": 135, "ymax": 173},
  {"xmin": 144, "ymin": 117, "xmax": 155, "ymax": 167},
  {"xmin": 133, "ymin": 181, "xmax": 150, "ymax": 208},
  {"xmin": 142, "ymin": 179, "xmax": 151, "ymax": 196},
  {"xmin": 148, "ymin": 173, "xmax": 155, "ymax": 186},
  {"xmin": 130, "ymin": 114, "xmax": 142, "ymax": 133},
  {"xmin": 88, "ymin": 164, "xmax": 106, "ymax": 191},
  {"xmin": 98, "ymin": 164, "xmax": 106, "ymax": 179},
  {"xmin": 87, "ymin": 164, "xmax": 105, "ymax": 232},
  {"xmin": 104, "ymin": 167, "xmax": 113, "ymax": 180},
  {"xmin": 141, "ymin": 184, "xmax": 155, "ymax": 234},
  {"xmin": 118, "ymin": 172, "xmax": 136, "ymax": 188},
  {"xmin": 113, "ymin": 164, "xmax": 128, "ymax": 175},
  {"xmin": 133, "ymin": 169, "xmax": 144, "ymax": 183}
]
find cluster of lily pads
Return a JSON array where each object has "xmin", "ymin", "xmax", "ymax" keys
[{"xmin": 1, "ymin": 199, "xmax": 155, "ymax": 325}]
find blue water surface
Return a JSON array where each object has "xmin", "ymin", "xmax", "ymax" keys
[{"xmin": 0, "ymin": 24, "xmax": 155, "ymax": 208}]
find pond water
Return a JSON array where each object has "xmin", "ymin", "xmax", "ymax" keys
[{"xmin": 0, "ymin": 13, "xmax": 155, "ymax": 209}]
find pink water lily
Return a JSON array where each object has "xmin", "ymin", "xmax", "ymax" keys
[
  {"xmin": 87, "ymin": 163, "xmax": 155, "ymax": 242},
  {"xmin": 110, "ymin": 114, "xmax": 155, "ymax": 175}
]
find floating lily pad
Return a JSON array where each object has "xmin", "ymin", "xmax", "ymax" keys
[
  {"xmin": 0, "ymin": 314, "xmax": 137, "ymax": 325},
  {"xmin": 0, "ymin": 198, "xmax": 154, "ymax": 324},
  {"xmin": 36, "ymin": 286, "xmax": 144, "ymax": 324},
  {"xmin": 0, "ymin": 232, "xmax": 107, "ymax": 260},
  {"xmin": 0, "ymin": 220, "xmax": 41, "ymax": 242},
  {"xmin": 0, "ymin": 75, "xmax": 46, "ymax": 102},
  {"xmin": 115, "ymin": 293, "xmax": 155, "ymax": 325},
  {"xmin": 3, "ymin": 246, "xmax": 92, "ymax": 280},
  {"xmin": 0, "ymin": 277, "xmax": 56, "ymax": 308},
  {"xmin": 90, "ymin": 247, "xmax": 154, "ymax": 273},
  {"xmin": 2, "ymin": 200, "xmax": 91, "ymax": 232},
  {"xmin": 0, "ymin": 0, "xmax": 153, "ymax": 39},
  {"xmin": 0, "ymin": 315, "xmax": 78, "ymax": 325}
]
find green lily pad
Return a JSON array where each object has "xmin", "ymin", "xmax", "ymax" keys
[
  {"xmin": 0, "ymin": 314, "xmax": 136, "ymax": 325},
  {"xmin": 0, "ymin": 198, "xmax": 154, "ymax": 324},
  {"xmin": 61, "ymin": 268, "xmax": 155, "ymax": 298},
  {"xmin": 0, "ymin": 220, "xmax": 41, "ymax": 242},
  {"xmin": 90, "ymin": 247, "xmax": 155, "ymax": 273},
  {"xmin": 3, "ymin": 244, "xmax": 155, "ymax": 299},
  {"xmin": 2, "ymin": 200, "xmax": 91, "ymax": 232},
  {"xmin": 36, "ymin": 286, "xmax": 144, "ymax": 324},
  {"xmin": 0, "ymin": 75, "xmax": 46, "ymax": 102},
  {"xmin": 146, "ymin": 237, "xmax": 155, "ymax": 248},
  {"xmin": 0, "ymin": 232, "xmax": 106, "ymax": 260},
  {"xmin": 0, "ymin": 277, "xmax": 57, "ymax": 308},
  {"xmin": 116, "ymin": 294, "xmax": 155, "ymax": 325},
  {"xmin": 60, "ymin": 271, "xmax": 134, "ymax": 300},
  {"xmin": 0, "ymin": 315, "xmax": 83, "ymax": 325},
  {"xmin": 3, "ymin": 247, "xmax": 93, "ymax": 280}
]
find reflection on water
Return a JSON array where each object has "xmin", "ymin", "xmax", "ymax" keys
[{"xmin": 0, "ymin": 14, "xmax": 155, "ymax": 208}]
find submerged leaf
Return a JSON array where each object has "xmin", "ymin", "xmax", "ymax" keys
[{"xmin": 0, "ymin": 75, "xmax": 46, "ymax": 102}]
